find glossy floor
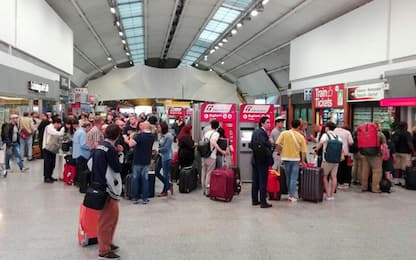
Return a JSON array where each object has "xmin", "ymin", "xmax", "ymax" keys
[{"xmin": 0, "ymin": 159, "xmax": 415, "ymax": 260}]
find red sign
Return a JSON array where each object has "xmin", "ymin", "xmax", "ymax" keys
[
  {"xmin": 167, "ymin": 107, "xmax": 184, "ymax": 117},
  {"xmin": 312, "ymin": 84, "xmax": 345, "ymax": 108},
  {"xmin": 200, "ymin": 103, "xmax": 237, "ymax": 165},
  {"xmin": 380, "ymin": 97, "xmax": 416, "ymax": 107},
  {"xmin": 240, "ymin": 104, "xmax": 275, "ymax": 129},
  {"xmin": 184, "ymin": 108, "xmax": 192, "ymax": 116}
]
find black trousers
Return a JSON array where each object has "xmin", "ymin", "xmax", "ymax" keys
[
  {"xmin": 43, "ymin": 149, "xmax": 56, "ymax": 179},
  {"xmin": 75, "ymin": 157, "xmax": 88, "ymax": 183},
  {"xmin": 337, "ymin": 156, "xmax": 352, "ymax": 185},
  {"xmin": 252, "ymin": 162, "xmax": 268, "ymax": 205}
]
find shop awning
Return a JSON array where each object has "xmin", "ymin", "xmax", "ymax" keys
[{"xmin": 380, "ymin": 97, "xmax": 416, "ymax": 107}]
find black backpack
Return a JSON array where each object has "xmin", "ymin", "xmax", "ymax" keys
[
  {"xmin": 197, "ymin": 132, "xmax": 214, "ymax": 158},
  {"xmin": 1, "ymin": 123, "xmax": 8, "ymax": 142}
]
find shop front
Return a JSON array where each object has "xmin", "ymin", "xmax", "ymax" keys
[
  {"xmin": 312, "ymin": 83, "xmax": 346, "ymax": 127},
  {"xmin": 348, "ymin": 82, "xmax": 393, "ymax": 130},
  {"xmin": 283, "ymin": 92, "xmax": 312, "ymax": 128}
]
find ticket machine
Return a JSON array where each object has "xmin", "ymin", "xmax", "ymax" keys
[{"xmin": 238, "ymin": 104, "xmax": 275, "ymax": 182}]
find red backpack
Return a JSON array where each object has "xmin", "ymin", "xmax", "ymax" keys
[{"xmin": 357, "ymin": 123, "xmax": 380, "ymax": 156}]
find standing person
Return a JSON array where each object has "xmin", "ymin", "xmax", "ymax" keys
[
  {"xmin": 87, "ymin": 116, "xmax": 104, "ymax": 150},
  {"xmin": 215, "ymin": 127, "xmax": 234, "ymax": 169},
  {"xmin": 276, "ymin": 119, "xmax": 308, "ymax": 202},
  {"xmin": 251, "ymin": 116, "xmax": 273, "ymax": 208},
  {"xmin": 201, "ymin": 120, "xmax": 225, "ymax": 196},
  {"xmin": 114, "ymin": 119, "xmax": 128, "ymax": 184},
  {"xmin": 19, "ymin": 112, "xmax": 35, "ymax": 161},
  {"xmin": 314, "ymin": 122, "xmax": 343, "ymax": 200},
  {"xmin": 124, "ymin": 121, "xmax": 155, "ymax": 205},
  {"xmin": 37, "ymin": 113, "xmax": 49, "ymax": 159},
  {"xmin": 72, "ymin": 121, "xmax": 92, "ymax": 181},
  {"xmin": 270, "ymin": 116, "xmax": 285, "ymax": 170},
  {"xmin": 155, "ymin": 122, "xmax": 174, "ymax": 197},
  {"xmin": 177, "ymin": 123, "xmax": 194, "ymax": 168},
  {"xmin": 3, "ymin": 114, "xmax": 29, "ymax": 173},
  {"xmin": 392, "ymin": 122, "xmax": 415, "ymax": 185},
  {"xmin": 382, "ymin": 129, "xmax": 395, "ymax": 183},
  {"xmin": 89, "ymin": 124, "xmax": 122, "ymax": 260},
  {"xmin": 333, "ymin": 125, "xmax": 354, "ymax": 189},
  {"xmin": 42, "ymin": 117, "xmax": 64, "ymax": 183}
]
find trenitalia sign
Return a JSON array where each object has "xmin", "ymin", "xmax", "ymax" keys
[{"xmin": 240, "ymin": 104, "xmax": 275, "ymax": 127}]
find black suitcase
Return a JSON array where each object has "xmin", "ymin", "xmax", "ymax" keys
[
  {"xmin": 79, "ymin": 170, "xmax": 91, "ymax": 194},
  {"xmin": 232, "ymin": 167, "xmax": 241, "ymax": 195},
  {"xmin": 124, "ymin": 174, "xmax": 132, "ymax": 199},
  {"xmin": 124, "ymin": 172, "xmax": 156, "ymax": 199},
  {"xmin": 298, "ymin": 167, "xmax": 324, "ymax": 202},
  {"xmin": 405, "ymin": 166, "xmax": 416, "ymax": 190},
  {"xmin": 279, "ymin": 166, "xmax": 288, "ymax": 195},
  {"xmin": 179, "ymin": 166, "xmax": 197, "ymax": 193}
]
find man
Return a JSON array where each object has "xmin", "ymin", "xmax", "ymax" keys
[
  {"xmin": 270, "ymin": 116, "xmax": 285, "ymax": 170},
  {"xmin": 72, "ymin": 121, "xmax": 92, "ymax": 182},
  {"xmin": 115, "ymin": 119, "xmax": 129, "ymax": 186},
  {"xmin": 201, "ymin": 119, "xmax": 226, "ymax": 196},
  {"xmin": 392, "ymin": 122, "xmax": 415, "ymax": 185},
  {"xmin": 333, "ymin": 125, "xmax": 354, "ymax": 189},
  {"xmin": 3, "ymin": 114, "xmax": 29, "ymax": 173},
  {"xmin": 37, "ymin": 113, "xmax": 50, "ymax": 159},
  {"xmin": 251, "ymin": 116, "xmax": 273, "ymax": 208},
  {"xmin": 123, "ymin": 113, "xmax": 138, "ymax": 135},
  {"xmin": 42, "ymin": 117, "xmax": 64, "ymax": 183},
  {"xmin": 314, "ymin": 122, "xmax": 343, "ymax": 200},
  {"xmin": 276, "ymin": 119, "xmax": 307, "ymax": 202},
  {"xmin": 87, "ymin": 116, "xmax": 104, "ymax": 150},
  {"xmin": 19, "ymin": 112, "xmax": 35, "ymax": 161},
  {"xmin": 125, "ymin": 121, "xmax": 155, "ymax": 205}
]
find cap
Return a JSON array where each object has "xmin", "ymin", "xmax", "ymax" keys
[
  {"xmin": 275, "ymin": 116, "xmax": 285, "ymax": 122},
  {"xmin": 10, "ymin": 114, "xmax": 18, "ymax": 119}
]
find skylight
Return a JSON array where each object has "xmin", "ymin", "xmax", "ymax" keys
[
  {"xmin": 117, "ymin": 0, "xmax": 144, "ymax": 64},
  {"xmin": 181, "ymin": 0, "xmax": 253, "ymax": 67}
]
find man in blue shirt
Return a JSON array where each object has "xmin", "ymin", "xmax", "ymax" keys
[{"xmin": 72, "ymin": 121, "xmax": 92, "ymax": 181}]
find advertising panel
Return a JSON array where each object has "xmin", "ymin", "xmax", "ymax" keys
[
  {"xmin": 312, "ymin": 84, "xmax": 345, "ymax": 108},
  {"xmin": 200, "ymin": 103, "xmax": 237, "ymax": 165},
  {"xmin": 347, "ymin": 83, "xmax": 385, "ymax": 102}
]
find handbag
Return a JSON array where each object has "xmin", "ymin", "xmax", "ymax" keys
[
  {"xmin": 83, "ymin": 182, "xmax": 108, "ymax": 210},
  {"xmin": 19, "ymin": 128, "xmax": 31, "ymax": 139},
  {"xmin": 44, "ymin": 134, "xmax": 63, "ymax": 154}
]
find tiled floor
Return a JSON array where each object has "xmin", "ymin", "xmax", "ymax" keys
[{"xmin": 0, "ymin": 159, "xmax": 415, "ymax": 260}]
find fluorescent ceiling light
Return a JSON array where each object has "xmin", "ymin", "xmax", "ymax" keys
[
  {"xmin": 116, "ymin": 21, "xmax": 120, "ymax": 27},
  {"xmin": 110, "ymin": 7, "xmax": 116, "ymax": 14},
  {"xmin": 237, "ymin": 23, "xmax": 242, "ymax": 28},
  {"xmin": 0, "ymin": 96, "xmax": 25, "ymax": 100},
  {"xmin": 231, "ymin": 29, "xmax": 237, "ymax": 35},
  {"xmin": 251, "ymin": 10, "xmax": 258, "ymax": 17}
]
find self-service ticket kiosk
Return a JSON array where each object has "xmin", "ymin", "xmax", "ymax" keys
[
  {"xmin": 238, "ymin": 104, "xmax": 275, "ymax": 182},
  {"xmin": 192, "ymin": 103, "xmax": 238, "ymax": 166}
]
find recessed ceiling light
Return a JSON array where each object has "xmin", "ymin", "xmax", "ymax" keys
[
  {"xmin": 218, "ymin": 42, "xmax": 223, "ymax": 47},
  {"xmin": 113, "ymin": 65, "xmax": 117, "ymax": 69},
  {"xmin": 237, "ymin": 23, "xmax": 242, "ymax": 28},
  {"xmin": 122, "ymin": 39, "xmax": 126, "ymax": 44},
  {"xmin": 215, "ymin": 46, "xmax": 220, "ymax": 50},
  {"xmin": 195, "ymin": 64, "xmax": 199, "ymax": 67},
  {"xmin": 110, "ymin": 7, "xmax": 116, "ymax": 14},
  {"xmin": 231, "ymin": 29, "xmax": 237, "ymax": 35},
  {"xmin": 204, "ymin": 55, "xmax": 208, "ymax": 61},
  {"xmin": 222, "ymin": 38, "xmax": 228, "ymax": 43},
  {"xmin": 119, "ymin": 31, "xmax": 123, "ymax": 36},
  {"xmin": 130, "ymin": 61, "xmax": 133, "ymax": 65},
  {"xmin": 262, "ymin": 0, "xmax": 269, "ymax": 5},
  {"xmin": 116, "ymin": 21, "xmax": 120, "ymax": 27},
  {"xmin": 107, "ymin": 57, "xmax": 112, "ymax": 61},
  {"xmin": 126, "ymin": 52, "xmax": 130, "ymax": 56},
  {"xmin": 210, "ymin": 49, "xmax": 215, "ymax": 54},
  {"xmin": 251, "ymin": 10, "xmax": 258, "ymax": 17},
  {"xmin": 221, "ymin": 61, "xmax": 225, "ymax": 65},
  {"xmin": 209, "ymin": 69, "xmax": 213, "ymax": 72}
]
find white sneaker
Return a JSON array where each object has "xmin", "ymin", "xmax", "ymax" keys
[
  {"xmin": 325, "ymin": 196, "xmax": 335, "ymax": 201},
  {"xmin": 287, "ymin": 196, "xmax": 298, "ymax": 202},
  {"xmin": 2, "ymin": 170, "xmax": 7, "ymax": 177}
]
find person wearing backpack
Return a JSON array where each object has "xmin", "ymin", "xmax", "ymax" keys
[
  {"xmin": 333, "ymin": 125, "xmax": 354, "ymax": 189},
  {"xmin": 314, "ymin": 122, "xmax": 343, "ymax": 200},
  {"xmin": 200, "ymin": 120, "xmax": 226, "ymax": 196}
]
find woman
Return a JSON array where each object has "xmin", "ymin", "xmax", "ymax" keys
[
  {"xmin": 215, "ymin": 127, "xmax": 233, "ymax": 168},
  {"xmin": 155, "ymin": 122, "xmax": 174, "ymax": 197},
  {"xmin": 177, "ymin": 123, "xmax": 194, "ymax": 168},
  {"xmin": 89, "ymin": 124, "xmax": 122, "ymax": 259}
]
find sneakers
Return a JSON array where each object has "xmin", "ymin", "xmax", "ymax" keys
[
  {"xmin": 98, "ymin": 251, "xmax": 120, "ymax": 259},
  {"xmin": 131, "ymin": 200, "xmax": 139, "ymax": 205},
  {"xmin": 110, "ymin": 244, "xmax": 119, "ymax": 252},
  {"xmin": 141, "ymin": 199, "xmax": 149, "ymax": 205},
  {"xmin": 44, "ymin": 178, "xmax": 54, "ymax": 183},
  {"xmin": 260, "ymin": 203, "xmax": 272, "ymax": 208},
  {"xmin": 2, "ymin": 169, "xmax": 7, "ymax": 178},
  {"xmin": 325, "ymin": 196, "xmax": 335, "ymax": 201},
  {"xmin": 157, "ymin": 192, "xmax": 167, "ymax": 197},
  {"xmin": 21, "ymin": 167, "xmax": 29, "ymax": 172},
  {"xmin": 287, "ymin": 196, "xmax": 298, "ymax": 202}
]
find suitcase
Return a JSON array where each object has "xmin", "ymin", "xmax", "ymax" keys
[
  {"xmin": 32, "ymin": 145, "xmax": 41, "ymax": 160},
  {"xmin": 405, "ymin": 166, "xmax": 416, "ymax": 190},
  {"xmin": 279, "ymin": 166, "xmax": 288, "ymax": 195},
  {"xmin": 79, "ymin": 170, "xmax": 91, "ymax": 194},
  {"xmin": 78, "ymin": 204, "xmax": 99, "ymax": 247},
  {"xmin": 232, "ymin": 167, "xmax": 241, "ymax": 195},
  {"xmin": 209, "ymin": 168, "xmax": 234, "ymax": 202},
  {"xmin": 124, "ymin": 171, "xmax": 156, "ymax": 199},
  {"xmin": 63, "ymin": 164, "xmax": 76, "ymax": 185},
  {"xmin": 267, "ymin": 169, "xmax": 281, "ymax": 200},
  {"xmin": 124, "ymin": 173, "xmax": 132, "ymax": 199},
  {"xmin": 179, "ymin": 166, "xmax": 197, "ymax": 193},
  {"xmin": 298, "ymin": 167, "xmax": 324, "ymax": 202}
]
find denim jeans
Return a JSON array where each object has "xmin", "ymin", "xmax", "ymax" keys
[
  {"xmin": 132, "ymin": 164, "xmax": 149, "ymax": 202},
  {"xmin": 5, "ymin": 143, "xmax": 24, "ymax": 170},
  {"xmin": 19, "ymin": 135, "xmax": 33, "ymax": 160},
  {"xmin": 283, "ymin": 161, "xmax": 299, "ymax": 197},
  {"xmin": 155, "ymin": 159, "xmax": 171, "ymax": 193}
]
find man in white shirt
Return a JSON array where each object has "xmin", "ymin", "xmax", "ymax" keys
[
  {"xmin": 333, "ymin": 126, "xmax": 354, "ymax": 189},
  {"xmin": 201, "ymin": 120, "xmax": 226, "ymax": 196},
  {"xmin": 270, "ymin": 116, "xmax": 285, "ymax": 170}
]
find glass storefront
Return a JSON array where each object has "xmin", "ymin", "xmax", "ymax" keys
[{"xmin": 0, "ymin": 97, "xmax": 29, "ymax": 127}]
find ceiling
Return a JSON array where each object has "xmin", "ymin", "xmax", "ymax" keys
[{"xmin": 45, "ymin": 0, "xmax": 372, "ymax": 91}]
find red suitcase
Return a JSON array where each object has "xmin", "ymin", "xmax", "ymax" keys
[
  {"xmin": 209, "ymin": 168, "xmax": 234, "ymax": 202},
  {"xmin": 267, "ymin": 169, "xmax": 281, "ymax": 200},
  {"xmin": 63, "ymin": 164, "xmax": 76, "ymax": 185},
  {"xmin": 78, "ymin": 204, "xmax": 99, "ymax": 246}
]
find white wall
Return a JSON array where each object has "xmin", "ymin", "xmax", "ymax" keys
[
  {"xmin": 237, "ymin": 69, "xmax": 279, "ymax": 97},
  {"xmin": 88, "ymin": 65, "xmax": 240, "ymax": 103},
  {"xmin": 0, "ymin": 0, "xmax": 16, "ymax": 45},
  {"xmin": 390, "ymin": 0, "xmax": 416, "ymax": 59},
  {"xmin": 15, "ymin": 0, "xmax": 73, "ymax": 75}
]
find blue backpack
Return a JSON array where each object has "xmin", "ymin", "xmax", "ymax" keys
[{"xmin": 324, "ymin": 133, "xmax": 343, "ymax": 163}]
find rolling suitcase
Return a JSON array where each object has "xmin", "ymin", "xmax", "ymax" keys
[
  {"xmin": 267, "ymin": 169, "xmax": 281, "ymax": 200},
  {"xmin": 405, "ymin": 166, "xmax": 416, "ymax": 190},
  {"xmin": 179, "ymin": 166, "xmax": 197, "ymax": 193},
  {"xmin": 298, "ymin": 167, "xmax": 324, "ymax": 202},
  {"xmin": 78, "ymin": 204, "xmax": 99, "ymax": 247},
  {"xmin": 32, "ymin": 145, "xmax": 41, "ymax": 160},
  {"xmin": 279, "ymin": 166, "xmax": 288, "ymax": 195},
  {"xmin": 209, "ymin": 168, "xmax": 234, "ymax": 202},
  {"xmin": 232, "ymin": 167, "xmax": 241, "ymax": 195},
  {"xmin": 124, "ymin": 173, "xmax": 132, "ymax": 199},
  {"xmin": 63, "ymin": 164, "xmax": 76, "ymax": 185}
]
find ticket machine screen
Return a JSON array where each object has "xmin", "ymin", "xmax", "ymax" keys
[{"xmin": 240, "ymin": 130, "xmax": 253, "ymax": 143}]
